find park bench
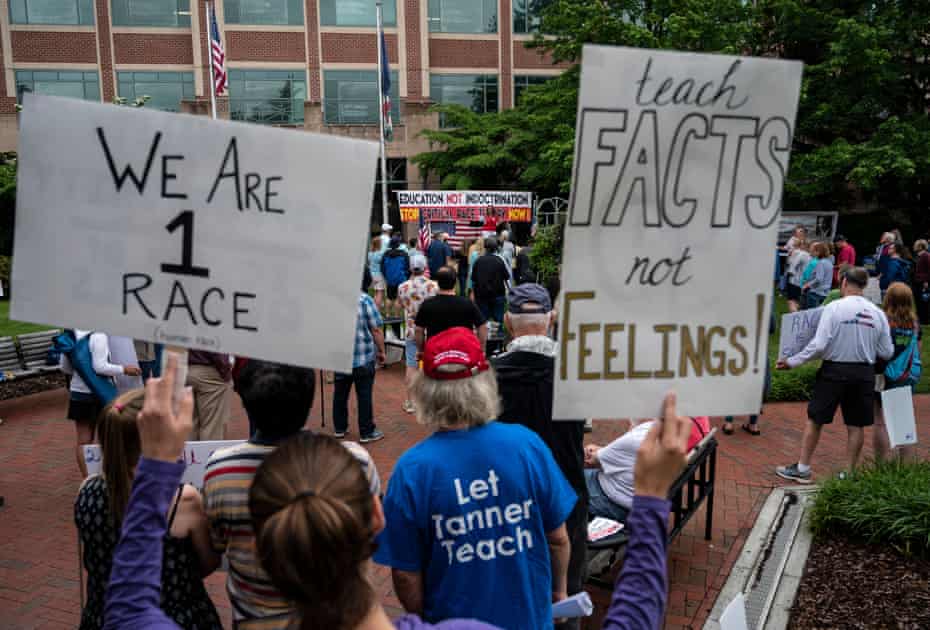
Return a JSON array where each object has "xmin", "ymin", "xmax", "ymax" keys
[
  {"xmin": 0, "ymin": 329, "xmax": 61, "ymax": 382},
  {"xmin": 586, "ymin": 428, "xmax": 718, "ymax": 589}
]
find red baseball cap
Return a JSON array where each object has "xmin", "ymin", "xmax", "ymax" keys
[{"xmin": 422, "ymin": 327, "xmax": 489, "ymax": 380}]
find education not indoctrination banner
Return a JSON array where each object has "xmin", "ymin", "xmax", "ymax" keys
[
  {"xmin": 554, "ymin": 46, "xmax": 803, "ymax": 419},
  {"xmin": 11, "ymin": 94, "xmax": 380, "ymax": 372}
]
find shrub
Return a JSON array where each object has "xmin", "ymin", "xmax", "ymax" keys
[{"xmin": 808, "ymin": 461, "xmax": 930, "ymax": 557}]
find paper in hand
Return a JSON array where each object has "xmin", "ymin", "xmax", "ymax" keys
[{"xmin": 551, "ymin": 592, "xmax": 593, "ymax": 619}]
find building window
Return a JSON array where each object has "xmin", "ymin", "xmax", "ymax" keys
[
  {"xmin": 15, "ymin": 70, "xmax": 99, "ymax": 102},
  {"xmin": 111, "ymin": 0, "xmax": 190, "ymax": 26},
  {"xmin": 323, "ymin": 70, "xmax": 400, "ymax": 125},
  {"xmin": 9, "ymin": 0, "xmax": 94, "ymax": 24},
  {"xmin": 430, "ymin": 74, "xmax": 498, "ymax": 126},
  {"xmin": 224, "ymin": 0, "xmax": 302, "ymax": 25},
  {"xmin": 229, "ymin": 70, "xmax": 306, "ymax": 125},
  {"xmin": 512, "ymin": 0, "xmax": 551, "ymax": 34},
  {"xmin": 320, "ymin": 0, "xmax": 395, "ymax": 27},
  {"xmin": 514, "ymin": 74, "xmax": 551, "ymax": 105},
  {"xmin": 428, "ymin": 0, "xmax": 496, "ymax": 34},
  {"xmin": 117, "ymin": 72, "xmax": 194, "ymax": 111}
]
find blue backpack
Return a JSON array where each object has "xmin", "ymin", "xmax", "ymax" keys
[
  {"xmin": 382, "ymin": 250, "xmax": 409, "ymax": 287},
  {"xmin": 884, "ymin": 326, "xmax": 922, "ymax": 387},
  {"xmin": 53, "ymin": 330, "xmax": 118, "ymax": 404}
]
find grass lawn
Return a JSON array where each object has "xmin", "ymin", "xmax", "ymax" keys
[
  {"xmin": 0, "ymin": 300, "xmax": 53, "ymax": 337},
  {"xmin": 767, "ymin": 293, "xmax": 930, "ymax": 401}
]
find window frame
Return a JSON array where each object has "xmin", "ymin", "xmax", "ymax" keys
[
  {"xmin": 512, "ymin": 0, "xmax": 550, "ymax": 34},
  {"xmin": 116, "ymin": 71, "xmax": 195, "ymax": 111},
  {"xmin": 429, "ymin": 73, "xmax": 499, "ymax": 127},
  {"xmin": 228, "ymin": 69, "xmax": 308, "ymax": 126},
  {"xmin": 223, "ymin": 0, "xmax": 303, "ymax": 25},
  {"xmin": 110, "ymin": 0, "xmax": 191, "ymax": 27},
  {"xmin": 427, "ymin": 0, "xmax": 497, "ymax": 34},
  {"xmin": 319, "ymin": 0, "xmax": 396, "ymax": 27},
  {"xmin": 8, "ymin": 0, "xmax": 94, "ymax": 25},
  {"xmin": 513, "ymin": 74, "xmax": 551, "ymax": 105},
  {"xmin": 15, "ymin": 70, "xmax": 100, "ymax": 103},
  {"xmin": 322, "ymin": 69, "xmax": 401, "ymax": 126}
]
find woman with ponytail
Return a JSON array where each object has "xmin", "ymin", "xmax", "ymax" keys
[
  {"xmin": 75, "ymin": 388, "xmax": 221, "ymax": 630},
  {"xmin": 248, "ymin": 432, "xmax": 498, "ymax": 629}
]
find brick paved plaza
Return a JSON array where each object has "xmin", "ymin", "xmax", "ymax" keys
[{"xmin": 0, "ymin": 365, "xmax": 927, "ymax": 629}]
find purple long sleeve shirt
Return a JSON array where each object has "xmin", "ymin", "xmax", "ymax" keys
[{"xmin": 104, "ymin": 460, "xmax": 669, "ymax": 630}]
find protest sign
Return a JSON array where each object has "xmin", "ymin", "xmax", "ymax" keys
[
  {"xmin": 12, "ymin": 94, "xmax": 379, "ymax": 372},
  {"xmin": 778, "ymin": 307, "xmax": 824, "ymax": 359},
  {"xmin": 397, "ymin": 190, "xmax": 534, "ymax": 223},
  {"xmin": 864, "ymin": 277, "xmax": 882, "ymax": 305},
  {"xmin": 554, "ymin": 46, "xmax": 803, "ymax": 418},
  {"xmin": 84, "ymin": 440, "xmax": 243, "ymax": 488},
  {"xmin": 881, "ymin": 387, "xmax": 918, "ymax": 448},
  {"xmin": 107, "ymin": 335, "xmax": 143, "ymax": 392}
]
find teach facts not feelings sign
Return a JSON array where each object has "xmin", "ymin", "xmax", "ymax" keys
[
  {"xmin": 12, "ymin": 94, "xmax": 380, "ymax": 372},
  {"xmin": 554, "ymin": 46, "xmax": 803, "ymax": 419}
]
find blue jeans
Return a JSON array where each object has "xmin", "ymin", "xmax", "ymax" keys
[
  {"xmin": 333, "ymin": 362, "xmax": 377, "ymax": 437},
  {"xmin": 804, "ymin": 291, "xmax": 826, "ymax": 310},
  {"xmin": 585, "ymin": 469, "xmax": 630, "ymax": 524},
  {"xmin": 477, "ymin": 296, "xmax": 506, "ymax": 324}
]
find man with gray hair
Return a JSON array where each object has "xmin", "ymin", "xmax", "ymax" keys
[{"xmin": 493, "ymin": 283, "xmax": 587, "ymax": 630}]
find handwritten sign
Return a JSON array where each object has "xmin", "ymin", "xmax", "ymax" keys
[
  {"xmin": 778, "ymin": 307, "xmax": 824, "ymax": 359},
  {"xmin": 84, "ymin": 440, "xmax": 243, "ymax": 488},
  {"xmin": 11, "ymin": 94, "xmax": 379, "ymax": 372},
  {"xmin": 554, "ymin": 46, "xmax": 803, "ymax": 418}
]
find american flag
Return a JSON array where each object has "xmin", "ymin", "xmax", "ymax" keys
[
  {"xmin": 210, "ymin": 5, "xmax": 228, "ymax": 96},
  {"xmin": 379, "ymin": 31, "xmax": 393, "ymax": 141},
  {"xmin": 429, "ymin": 219, "xmax": 486, "ymax": 251},
  {"xmin": 418, "ymin": 222, "xmax": 431, "ymax": 252}
]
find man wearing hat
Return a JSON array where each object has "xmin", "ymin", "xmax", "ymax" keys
[
  {"xmin": 493, "ymin": 283, "xmax": 587, "ymax": 630},
  {"xmin": 375, "ymin": 327, "xmax": 575, "ymax": 630},
  {"xmin": 380, "ymin": 223, "xmax": 394, "ymax": 253},
  {"xmin": 834, "ymin": 234, "xmax": 856, "ymax": 286}
]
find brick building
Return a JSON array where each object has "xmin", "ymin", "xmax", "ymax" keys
[{"xmin": 0, "ymin": 0, "xmax": 567, "ymax": 226}]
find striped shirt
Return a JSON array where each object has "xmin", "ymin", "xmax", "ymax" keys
[{"xmin": 203, "ymin": 438, "xmax": 381, "ymax": 629}]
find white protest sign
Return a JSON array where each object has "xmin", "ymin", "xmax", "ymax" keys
[
  {"xmin": 778, "ymin": 307, "xmax": 824, "ymax": 359},
  {"xmin": 864, "ymin": 277, "xmax": 882, "ymax": 305},
  {"xmin": 84, "ymin": 440, "xmax": 243, "ymax": 488},
  {"xmin": 554, "ymin": 46, "xmax": 803, "ymax": 418},
  {"xmin": 107, "ymin": 335, "xmax": 143, "ymax": 392},
  {"xmin": 11, "ymin": 94, "xmax": 380, "ymax": 372},
  {"xmin": 881, "ymin": 387, "xmax": 918, "ymax": 448}
]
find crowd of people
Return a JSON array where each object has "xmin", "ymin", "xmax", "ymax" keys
[{"xmin": 55, "ymin": 219, "xmax": 928, "ymax": 630}]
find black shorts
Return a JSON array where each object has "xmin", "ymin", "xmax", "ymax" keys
[
  {"xmin": 386, "ymin": 285, "xmax": 399, "ymax": 301},
  {"xmin": 808, "ymin": 361, "xmax": 875, "ymax": 427},
  {"xmin": 68, "ymin": 393, "xmax": 103, "ymax": 429},
  {"xmin": 787, "ymin": 283, "xmax": 802, "ymax": 301}
]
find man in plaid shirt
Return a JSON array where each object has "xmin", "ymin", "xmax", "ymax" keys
[{"xmin": 333, "ymin": 268, "xmax": 387, "ymax": 443}]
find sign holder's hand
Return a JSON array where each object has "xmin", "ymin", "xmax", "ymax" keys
[
  {"xmin": 138, "ymin": 353, "xmax": 193, "ymax": 464},
  {"xmin": 633, "ymin": 392, "xmax": 690, "ymax": 500},
  {"xmin": 123, "ymin": 365, "xmax": 142, "ymax": 377},
  {"xmin": 775, "ymin": 359, "xmax": 791, "ymax": 370}
]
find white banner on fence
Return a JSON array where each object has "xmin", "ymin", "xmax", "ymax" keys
[
  {"xmin": 554, "ymin": 46, "xmax": 803, "ymax": 418},
  {"xmin": 881, "ymin": 387, "xmax": 918, "ymax": 448},
  {"xmin": 778, "ymin": 307, "xmax": 824, "ymax": 359},
  {"xmin": 11, "ymin": 94, "xmax": 380, "ymax": 372},
  {"xmin": 84, "ymin": 440, "xmax": 243, "ymax": 488}
]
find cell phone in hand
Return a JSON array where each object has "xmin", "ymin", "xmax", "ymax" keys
[{"xmin": 160, "ymin": 346, "xmax": 188, "ymax": 414}]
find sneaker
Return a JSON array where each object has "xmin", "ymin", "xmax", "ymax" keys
[
  {"xmin": 360, "ymin": 430, "xmax": 385, "ymax": 444},
  {"xmin": 403, "ymin": 400, "xmax": 416, "ymax": 414},
  {"xmin": 775, "ymin": 463, "xmax": 812, "ymax": 484},
  {"xmin": 333, "ymin": 430, "xmax": 346, "ymax": 439}
]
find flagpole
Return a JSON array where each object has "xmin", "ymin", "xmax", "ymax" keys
[
  {"xmin": 206, "ymin": 1, "xmax": 218, "ymax": 120},
  {"xmin": 376, "ymin": 0, "xmax": 389, "ymax": 227}
]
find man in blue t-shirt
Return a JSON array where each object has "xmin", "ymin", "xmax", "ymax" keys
[
  {"xmin": 375, "ymin": 327, "xmax": 576, "ymax": 630},
  {"xmin": 427, "ymin": 232, "xmax": 453, "ymax": 279}
]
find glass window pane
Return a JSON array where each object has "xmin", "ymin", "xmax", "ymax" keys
[
  {"xmin": 429, "ymin": 0, "xmax": 496, "ymax": 33},
  {"xmin": 10, "ymin": 0, "xmax": 29, "ymax": 23},
  {"xmin": 320, "ymin": 0, "xmax": 395, "ymax": 27},
  {"xmin": 25, "ymin": 0, "xmax": 79, "ymax": 24},
  {"xmin": 230, "ymin": 70, "xmax": 305, "ymax": 125},
  {"xmin": 225, "ymin": 0, "xmax": 302, "ymax": 25},
  {"xmin": 112, "ymin": 0, "xmax": 186, "ymax": 26},
  {"xmin": 117, "ymin": 71, "xmax": 192, "ymax": 111}
]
